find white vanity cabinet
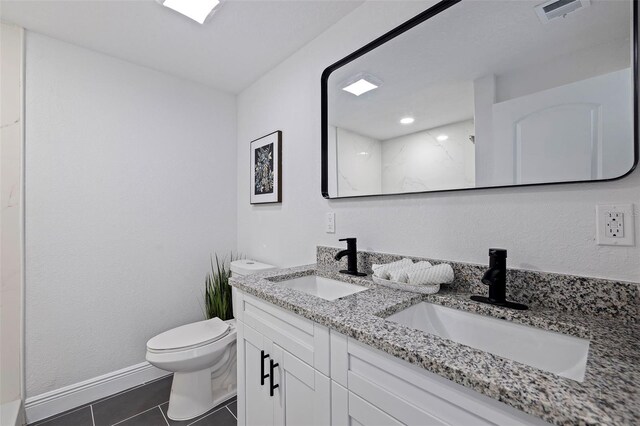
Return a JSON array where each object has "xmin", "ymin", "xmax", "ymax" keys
[
  {"xmin": 235, "ymin": 290, "xmax": 331, "ymax": 426},
  {"xmin": 330, "ymin": 333, "xmax": 549, "ymax": 426},
  {"xmin": 239, "ymin": 322, "xmax": 276, "ymax": 425},
  {"xmin": 234, "ymin": 288, "xmax": 549, "ymax": 426}
]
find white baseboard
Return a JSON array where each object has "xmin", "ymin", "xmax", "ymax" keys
[{"xmin": 24, "ymin": 362, "xmax": 169, "ymax": 423}]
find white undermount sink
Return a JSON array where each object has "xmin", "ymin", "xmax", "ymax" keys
[
  {"xmin": 387, "ymin": 302, "xmax": 590, "ymax": 382},
  {"xmin": 277, "ymin": 275, "xmax": 369, "ymax": 301}
]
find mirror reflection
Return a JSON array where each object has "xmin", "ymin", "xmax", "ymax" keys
[{"xmin": 324, "ymin": 0, "xmax": 636, "ymax": 198}]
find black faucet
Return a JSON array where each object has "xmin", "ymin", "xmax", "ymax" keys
[
  {"xmin": 470, "ymin": 249, "xmax": 528, "ymax": 310},
  {"xmin": 335, "ymin": 238, "xmax": 366, "ymax": 276}
]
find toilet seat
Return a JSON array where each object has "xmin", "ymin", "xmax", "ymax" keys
[{"xmin": 147, "ymin": 318, "xmax": 230, "ymax": 354}]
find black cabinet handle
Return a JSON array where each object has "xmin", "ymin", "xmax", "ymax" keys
[
  {"xmin": 269, "ymin": 359, "xmax": 279, "ymax": 396},
  {"xmin": 261, "ymin": 350, "xmax": 269, "ymax": 386}
]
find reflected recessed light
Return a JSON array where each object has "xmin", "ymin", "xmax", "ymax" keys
[
  {"xmin": 357, "ymin": 151, "xmax": 369, "ymax": 156},
  {"xmin": 161, "ymin": 0, "xmax": 220, "ymax": 24},
  {"xmin": 437, "ymin": 134, "xmax": 449, "ymax": 141},
  {"xmin": 342, "ymin": 78, "xmax": 378, "ymax": 96},
  {"xmin": 400, "ymin": 117, "xmax": 415, "ymax": 125}
]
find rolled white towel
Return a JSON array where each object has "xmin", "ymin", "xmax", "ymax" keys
[
  {"xmin": 372, "ymin": 258, "xmax": 413, "ymax": 279},
  {"xmin": 388, "ymin": 261, "xmax": 432, "ymax": 283},
  {"xmin": 407, "ymin": 263, "xmax": 454, "ymax": 286}
]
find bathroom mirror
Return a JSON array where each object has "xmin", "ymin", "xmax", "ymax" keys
[{"xmin": 321, "ymin": 0, "xmax": 638, "ymax": 198}]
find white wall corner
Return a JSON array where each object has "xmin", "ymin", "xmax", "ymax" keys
[{"xmin": 0, "ymin": 21, "xmax": 26, "ymax": 426}]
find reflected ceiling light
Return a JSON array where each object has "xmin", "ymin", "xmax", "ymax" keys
[
  {"xmin": 342, "ymin": 78, "xmax": 378, "ymax": 96},
  {"xmin": 160, "ymin": 0, "xmax": 221, "ymax": 24},
  {"xmin": 357, "ymin": 151, "xmax": 369, "ymax": 156},
  {"xmin": 437, "ymin": 134, "xmax": 449, "ymax": 141},
  {"xmin": 400, "ymin": 117, "xmax": 415, "ymax": 125}
]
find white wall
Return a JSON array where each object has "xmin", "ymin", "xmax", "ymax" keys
[
  {"xmin": 1, "ymin": 22, "xmax": 25, "ymax": 406},
  {"xmin": 495, "ymin": 38, "xmax": 631, "ymax": 103},
  {"xmin": 24, "ymin": 33, "xmax": 237, "ymax": 397},
  {"xmin": 236, "ymin": 0, "xmax": 640, "ymax": 283}
]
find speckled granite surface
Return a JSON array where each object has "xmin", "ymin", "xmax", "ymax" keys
[
  {"xmin": 231, "ymin": 255, "xmax": 639, "ymax": 426},
  {"xmin": 318, "ymin": 246, "xmax": 639, "ymax": 323}
]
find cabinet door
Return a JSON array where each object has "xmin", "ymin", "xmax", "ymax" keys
[
  {"xmin": 239, "ymin": 321, "xmax": 274, "ymax": 426},
  {"xmin": 272, "ymin": 344, "xmax": 331, "ymax": 426}
]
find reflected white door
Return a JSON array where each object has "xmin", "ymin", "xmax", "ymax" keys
[
  {"xmin": 491, "ymin": 68, "xmax": 633, "ymax": 185},
  {"xmin": 514, "ymin": 103, "xmax": 600, "ymax": 184}
]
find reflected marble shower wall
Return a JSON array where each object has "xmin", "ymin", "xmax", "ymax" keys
[
  {"xmin": 336, "ymin": 127, "xmax": 382, "ymax": 196},
  {"xmin": 334, "ymin": 120, "xmax": 475, "ymax": 196},
  {"xmin": 381, "ymin": 120, "xmax": 475, "ymax": 193}
]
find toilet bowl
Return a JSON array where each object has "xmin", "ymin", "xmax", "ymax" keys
[
  {"xmin": 146, "ymin": 318, "xmax": 237, "ymax": 421},
  {"xmin": 146, "ymin": 259, "xmax": 276, "ymax": 421}
]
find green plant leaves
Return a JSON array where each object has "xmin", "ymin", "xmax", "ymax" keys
[{"xmin": 204, "ymin": 253, "xmax": 239, "ymax": 321}]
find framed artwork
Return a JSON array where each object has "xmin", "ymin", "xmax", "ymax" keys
[{"xmin": 250, "ymin": 131, "xmax": 282, "ymax": 204}]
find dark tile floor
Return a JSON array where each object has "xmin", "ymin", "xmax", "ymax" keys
[{"xmin": 30, "ymin": 375, "xmax": 237, "ymax": 426}]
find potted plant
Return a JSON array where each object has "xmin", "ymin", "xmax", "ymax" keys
[{"xmin": 204, "ymin": 254, "xmax": 237, "ymax": 320}]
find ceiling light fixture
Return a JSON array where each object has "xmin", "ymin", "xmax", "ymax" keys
[
  {"xmin": 437, "ymin": 134, "xmax": 449, "ymax": 141},
  {"xmin": 161, "ymin": 0, "xmax": 221, "ymax": 24},
  {"xmin": 400, "ymin": 117, "xmax": 415, "ymax": 125},
  {"xmin": 342, "ymin": 78, "xmax": 379, "ymax": 96}
]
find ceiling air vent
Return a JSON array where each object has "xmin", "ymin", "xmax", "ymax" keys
[{"xmin": 535, "ymin": 0, "xmax": 590, "ymax": 24}]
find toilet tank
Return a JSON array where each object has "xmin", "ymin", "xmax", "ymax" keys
[{"xmin": 230, "ymin": 259, "xmax": 276, "ymax": 277}]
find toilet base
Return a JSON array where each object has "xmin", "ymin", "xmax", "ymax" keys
[
  {"xmin": 167, "ymin": 369, "xmax": 216, "ymax": 421},
  {"xmin": 166, "ymin": 368, "xmax": 238, "ymax": 421}
]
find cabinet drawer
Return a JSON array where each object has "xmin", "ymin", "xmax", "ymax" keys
[
  {"xmin": 346, "ymin": 339, "xmax": 549, "ymax": 426},
  {"xmin": 235, "ymin": 289, "xmax": 330, "ymax": 375},
  {"xmin": 349, "ymin": 392, "xmax": 402, "ymax": 426}
]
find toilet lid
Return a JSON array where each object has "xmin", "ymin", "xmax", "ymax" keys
[{"xmin": 147, "ymin": 318, "xmax": 230, "ymax": 352}]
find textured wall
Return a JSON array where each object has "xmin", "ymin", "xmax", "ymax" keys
[
  {"xmin": 236, "ymin": 1, "xmax": 640, "ymax": 282},
  {"xmin": 24, "ymin": 33, "xmax": 237, "ymax": 397},
  {"xmin": 1, "ymin": 22, "xmax": 24, "ymax": 404}
]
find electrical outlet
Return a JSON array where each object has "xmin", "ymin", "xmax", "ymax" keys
[
  {"xmin": 325, "ymin": 212, "xmax": 335, "ymax": 233},
  {"xmin": 596, "ymin": 204, "xmax": 635, "ymax": 246},
  {"xmin": 605, "ymin": 212, "xmax": 624, "ymax": 238}
]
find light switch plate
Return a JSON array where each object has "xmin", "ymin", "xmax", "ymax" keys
[
  {"xmin": 596, "ymin": 204, "xmax": 635, "ymax": 246},
  {"xmin": 325, "ymin": 212, "xmax": 335, "ymax": 233}
]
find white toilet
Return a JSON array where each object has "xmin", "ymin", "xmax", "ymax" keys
[{"xmin": 145, "ymin": 259, "xmax": 275, "ymax": 421}]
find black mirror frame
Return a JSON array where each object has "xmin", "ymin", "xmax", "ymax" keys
[{"xmin": 321, "ymin": 0, "xmax": 639, "ymax": 199}]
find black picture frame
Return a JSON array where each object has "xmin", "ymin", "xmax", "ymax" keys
[
  {"xmin": 250, "ymin": 130, "xmax": 282, "ymax": 204},
  {"xmin": 321, "ymin": 0, "xmax": 639, "ymax": 199}
]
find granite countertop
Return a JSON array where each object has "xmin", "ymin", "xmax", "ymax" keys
[{"xmin": 230, "ymin": 264, "xmax": 639, "ymax": 426}]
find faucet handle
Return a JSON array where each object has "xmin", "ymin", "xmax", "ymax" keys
[
  {"xmin": 481, "ymin": 268, "xmax": 500, "ymax": 285},
  {"xmin": 339, "ymin": 238, "xmax": 356, "ymax": 243},
  {"xmin": 488, "ymin": 248, "xmax": 507, "ymax": 258}
]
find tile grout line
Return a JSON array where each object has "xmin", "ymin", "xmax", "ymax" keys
[
  {"xmin": 29, "ymin": 377, "xmax": 173, "ymax": 426},
  {"xmin": 226, "ymin": 405, "xmax": 237, "ymax": 420},
  {"xmin": 185, "ymin": 405, "xmax": 228, "ymax": 426},
  {"xmin": 110, "ymin": 405, "xmax": 160, "ymax": 426},
  {"xmin": 158, "ymin": 405, "xmax": 170, "ymax": 426},
  {"xmin": 92, "ymin": 374, "xmax": 172, "ymax": 407},
  {"xmin": 29, "ymin": 405, "xmax": 89, "ymax": 426}
]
